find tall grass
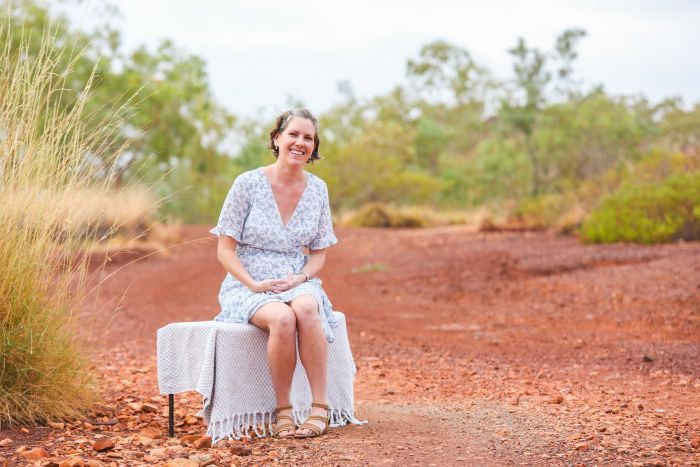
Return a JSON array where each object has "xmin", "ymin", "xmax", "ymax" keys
[{"xmin": 0, "ymin": 20, "xmax": 130, "ymax": 426}]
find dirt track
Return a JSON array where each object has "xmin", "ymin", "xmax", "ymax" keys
[{"xmin": 2, "ymin": 226, "xmax": 699, "ymax": 466}]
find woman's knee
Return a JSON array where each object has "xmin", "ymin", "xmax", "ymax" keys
[
  {"xmin": 291, "ymin": 296, "xmax": 320, "ymax": 325},
  {"xmin": 270, "ymin": 307, "xmax": 297, "ymax": 336}
]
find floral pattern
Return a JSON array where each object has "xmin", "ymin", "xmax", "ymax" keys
[{"xmin": 210, "ymin": 167, "xmax": 339, "ymax": 342}]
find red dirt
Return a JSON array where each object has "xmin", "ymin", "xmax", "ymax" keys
[{"xmin": 1, "ymin": 225, "xmax": 699, "ymax": 466}]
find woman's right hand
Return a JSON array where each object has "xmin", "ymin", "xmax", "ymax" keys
[{"xmin": 251, "ymin": 279, "xmax": 291, "ymax": 293}]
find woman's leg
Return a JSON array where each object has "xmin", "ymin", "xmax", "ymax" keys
[
  {"xmin": 250, "ymin": 302, "xmax": 297, "ymax": 437},
  {"xmin": 289, "ymin": 294, "xmax": 328, "ymax": 435}
]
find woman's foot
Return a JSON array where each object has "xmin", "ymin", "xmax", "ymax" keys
[
  {"xmin": 295, "ymin": 402, "xmax": 329, "ymax": 438},
  {"xmin": 272, "ymin": 406, "xmax": 296, "ymax": 439}
]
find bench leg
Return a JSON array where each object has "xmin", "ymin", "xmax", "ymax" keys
[{"xmin": 168, "ymin": 394, "xmax": 174, "ymax": 438}]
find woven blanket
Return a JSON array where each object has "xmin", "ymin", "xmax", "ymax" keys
[{"xmin": 157, "ymin": 312, "xmax": 364, "ymax": 442}]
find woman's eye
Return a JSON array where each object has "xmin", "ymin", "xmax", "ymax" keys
[{"xmin": 305, "ymin": 136, "xmax": 312, "ymax": 141}]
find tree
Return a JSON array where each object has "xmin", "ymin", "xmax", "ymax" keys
[{"xmin": 500, "ymin": 29, "xmax": 587, "ymax": 195}]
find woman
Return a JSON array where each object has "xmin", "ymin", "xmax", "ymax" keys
[{"xmin": 210, "ymin": 108, "xmax": 338, "ymax": 439}]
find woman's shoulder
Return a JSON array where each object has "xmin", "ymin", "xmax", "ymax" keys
[
  {"xmin": 233, "ymin": 167, "xmax": 263, "ymax": 187},
  {"xmin": 306, "ymin": 171, "xmax": 329, "ymax": 193}
]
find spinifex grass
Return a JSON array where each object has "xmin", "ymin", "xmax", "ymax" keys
[{"xmin": 0, "ymin": 20, "xmax": 132, "ymax": 426}]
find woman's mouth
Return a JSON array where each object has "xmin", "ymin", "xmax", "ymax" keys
[{"xmin": 290, "ymin": 148, "xmax": 305, "ymax": 156}]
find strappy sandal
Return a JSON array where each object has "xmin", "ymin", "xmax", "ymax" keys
[
  {"xmin": 272, "ymin": 405, "xmax": 296, "ymax": 439},
  {"xmin": 295, "ymin": 402, "xmax": 330, "ymax": 438}
]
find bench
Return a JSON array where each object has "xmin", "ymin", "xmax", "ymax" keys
[{"xmin": 156, "ymin": 311, "xmax": 363, "ymax": 441}]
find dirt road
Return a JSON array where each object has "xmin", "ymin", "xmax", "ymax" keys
[{"xmin": 2, "ymin": 226, "xmax": 699, "ymax": 466}]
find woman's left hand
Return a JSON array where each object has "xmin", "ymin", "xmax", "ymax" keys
[{"xmin": 276, "ymin": 272, "xmax": 303, "ymax": 291}]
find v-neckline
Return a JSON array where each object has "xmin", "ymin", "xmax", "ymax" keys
[{"xmin": 259, "ymin": 167, "xmax": 309, "ymax": 229}]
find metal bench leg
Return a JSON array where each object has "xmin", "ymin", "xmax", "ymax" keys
[{"xmin": 168, "ymin": 394, "xmax": 174, "ymax": 438}]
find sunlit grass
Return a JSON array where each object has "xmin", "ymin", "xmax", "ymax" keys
[{"xmin": 0, "ymin": 19, "xmax": 148, "ymax": 426}]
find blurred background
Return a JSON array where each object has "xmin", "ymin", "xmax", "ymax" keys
[{"xmin": 5, "ymin": 0, "xmax": 700, "ymax": 241}]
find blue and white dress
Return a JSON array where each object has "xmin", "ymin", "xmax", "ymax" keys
[{"xmin": 210, "ymin": 167, "xmax": 339, "ymax": 343}]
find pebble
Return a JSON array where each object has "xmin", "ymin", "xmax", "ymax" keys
[
  {"xmin": 93, "ymin": 438, "xmax": 115, "ymax": 452},
  {"xmin": 231, "ymin": 445, "xmax": 252, "ymax": 456},
  {"xmin": 19, "ymin": 447, "xmax": 50, "ymax": 460},
  {"xmin": 194, "ymin": 435, "xmax": 212, "ymax": 449}
]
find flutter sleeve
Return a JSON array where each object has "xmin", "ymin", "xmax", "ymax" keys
[
  {"xmin": 210, "ymin": 173, "xmax": 250, "ymax": 242},
  {"xmin": 308, "ymin": 182, "xmax": 338, "ymax": 250}
]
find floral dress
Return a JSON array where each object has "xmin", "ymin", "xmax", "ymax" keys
[{"xmin": 210, "ymin": 167, "xmax": 339, "ymax": 343}]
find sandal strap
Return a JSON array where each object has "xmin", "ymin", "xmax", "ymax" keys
[
  {"xmin": 273, "ymin": 422, "xmax": 296, "ymax": 436},
  {"xmin": 275, "ymin": 414, "xmax": 294, "ymax": 422},
  {"xmin": 275, "ymin": 405, "xmax": 293, "ymax": 412},
  {"xmin": 311, "ymin": 402, "xmax": 329, "ymax": 410},
  {"xmin": 298, "ymin": 421, "xmax": 322, "ymax": 435},
  {"xmin": 305, "ymin": 415, "xmax": 329, "ymax": 423}
]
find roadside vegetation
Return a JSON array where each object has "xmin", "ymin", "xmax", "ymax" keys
[
  {"xmin": 0, "ymin": 15, "xmax": 156, "ymax": 425},
  {"xmin": 5, "ymin": 1, "xmax": 699, "ymax": 242}
]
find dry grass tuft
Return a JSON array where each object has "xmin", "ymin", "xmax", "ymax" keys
[{"xmin": 0, "ymin": 19, "xmax": 144, "ymax": 426}]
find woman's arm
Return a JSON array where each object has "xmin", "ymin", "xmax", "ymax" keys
[
  {"xmin": 217, "ymin": 235, "xmax": 287, "ymax": 293},
  {"xmin": 300, "ymin": 248, "xmax": 327, "ymax": 279}
]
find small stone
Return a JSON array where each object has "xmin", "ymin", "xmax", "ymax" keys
[
  {"xmin": 93, "ymin": 438, "xmax": 115, "ymax": 452},
  {"xmin": 193, "ymin": 436, "xmax": 211, "ymax": 450},
  {"xmin": 48, "ymin": 422, "xmax": 65, "ymax": 429},
  {"xmin": 88, "ymin": 461, "xmax": 106, "ymax": 467},
  {"xmin": 164, "ymin": 459, "xmax": 198, "ymax": 467},
  {"xmin": 168, "ymin": 445, "xmax": 187, "ymax": 457},
  {"xmin": 231, "ymin": 445, "xmax": 252, "ymax": 456},
  {"xmin": 59, "ymin": 459, "xmax": 85, "ymax": 467},
  {"xmin": 189, "ymin": 454, "xmax": 213, "ymax": 464},
  {"xmin": 574, "ymin": 442, "xmax": 589, "ymax": 451},
  {"xmin": 20, "ymin": 447, "xmax": 50, "ymax": 460},
  {"xmin": 691, "ymin": 436, "xmax": 700, "ymax": 449},
  {"xmin": 140, "ymin": 427, "xmax": 161, "ymax": 439},
  {"xmin": 143, "ymin": 455, "xmax": 159, "ymax": 463},
  {"xmin": 19, "ymin": 428, "xmax": 29, "ymax": 434},
  {"xmin": 507, "ymin": 397, "xmax": 519, "ymax": 406},
  {"xmin": 180, "ymin": 434, "xmax": 200, "ymax": 445},
  {"xmin": 643, "ymin": 355, "xmax": 654, "ymax": 362},
  {"xmin": 142, "ymin": 403, "xmax": 159, "ymax": 413},
  {"xmin": 127, "ymin": 403, "xmax": 142, "ymax": 411},
  {"xmin": 552, "ymin": 395, "xmax": 564, "ymax": 404},
  {"xmin": 184, "ymin": 415, "xmax": 199, "ymax": 425},
  {"xmin": 669, "ymin": 458, "xmax": 683, "ymax": 465},
  {"xmin": 150, "ymin": 447, "xmax": 169, "ymax": 458},
  {"xmin": 0, "ymin": 439, "xmax": 11, "ymax": 447}
]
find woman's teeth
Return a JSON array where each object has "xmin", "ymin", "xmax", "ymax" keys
[{"xmin": 290, "ymin": 149, "xmax": 304, "ymax": 156}]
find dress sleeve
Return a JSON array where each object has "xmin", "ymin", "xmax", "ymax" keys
[
  {"xmin": 210, "ymin": 174, "xmax": 250, "ymax": 242},
  {"xmin": 309, "ymin": 182, "xmax": 338, "ymax": 250}
]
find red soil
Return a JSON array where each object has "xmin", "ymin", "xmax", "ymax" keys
[{"xmin": 1, "ymin": 226, "xmax": 699, "ymax": 466}]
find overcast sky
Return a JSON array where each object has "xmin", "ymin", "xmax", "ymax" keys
[{"xmin": 62, "ymin": 0, "xmax": 700, "ymax": 119}]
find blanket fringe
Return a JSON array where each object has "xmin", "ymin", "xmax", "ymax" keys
[{"xmin": 207, "ymin": 408, "xmax": 367, "ymax": 443}]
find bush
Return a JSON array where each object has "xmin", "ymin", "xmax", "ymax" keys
[
  {"xmin": 0, "ymin": 22, "xmax": 127, "ymax": 426},
  {"xmin": 343, "ymin": 203, "xmax": 427, "ymax": 228},
  {"xmin": 581, "ymin": 171, "xmax": 700, "ymax": 243}
]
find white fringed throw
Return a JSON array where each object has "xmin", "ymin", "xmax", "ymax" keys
[{"xmin": 157, "ymin": 312, "xmax": 365, "ymax": 442}]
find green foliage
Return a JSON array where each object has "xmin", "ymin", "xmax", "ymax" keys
[
  {"xmin": 582, "ymin": 172, "xmax": 700, "ymax": 243},
  {"xmin": 7, "ymin": 2, "xmax": 700, "ymax": 240}
]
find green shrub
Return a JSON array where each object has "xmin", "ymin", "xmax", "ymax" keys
[{"xmin": 581, "ymin": 171, "xmax": 700, "ymax": 243}]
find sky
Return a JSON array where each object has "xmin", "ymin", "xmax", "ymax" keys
[{"xmin": 61, "ymin": 0, "xmax": 700, "ymax": 119}]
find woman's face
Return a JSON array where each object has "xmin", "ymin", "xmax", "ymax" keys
[{"xmin": 275, "ymin": 117, "xmax": 316, "ymax": 167}]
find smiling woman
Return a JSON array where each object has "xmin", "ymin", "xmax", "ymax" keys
[{"xmin": 210, "ymin": 108, "xmax": 341, "ymax": 439}]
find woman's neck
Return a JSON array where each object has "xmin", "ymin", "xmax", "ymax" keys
[{"xmin": 266, "ymin": 161, "xmax": 305, "ymax": 185}]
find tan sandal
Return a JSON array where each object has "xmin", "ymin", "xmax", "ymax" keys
[
  {"xmin": 272, "ymin": 405, "xmax": 296, "ymax": 439},
  {"xmin": 295, "ymin": 402, "xmax": 330, "ymax": 438}
]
